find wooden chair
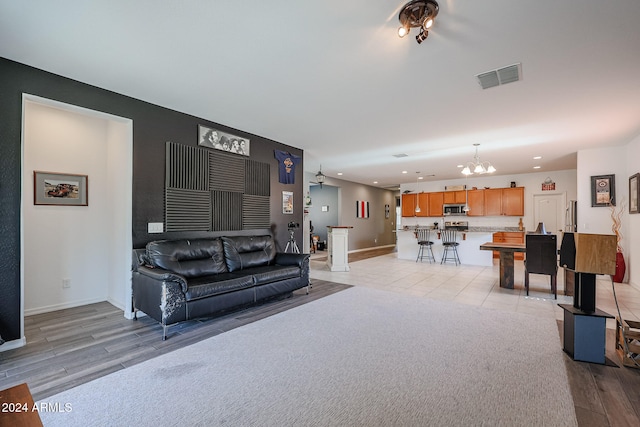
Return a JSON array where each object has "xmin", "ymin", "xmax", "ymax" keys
[
  {"xmin": 415, "ymin": 228, "xmax": 435, "ymax": 263},
  {"xmin": 440, "ymin": 229, "xmax": 460, "ymax": 265},
  {"xmin": 524, "ymin": 234, "xmax": 558, "ymax": 298}
]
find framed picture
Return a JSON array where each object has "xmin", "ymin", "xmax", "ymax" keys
[
  {"xmin": 630, "ymin": 173, "xmax": 639, "ymax": 214},
  {"xmin": 34, "ymin": 171, "xmax": 88, "ymax": 206},
  {"xmin": 591, "ymin": 174, "xmax": 615, "ymax": 207},
  {"xmin": 282, "ymin": 191, "xmax": 293, "ymax": 214},
  {"xmin": 198, "ymin": 125, "xmax": 250, "ymax": 156}
]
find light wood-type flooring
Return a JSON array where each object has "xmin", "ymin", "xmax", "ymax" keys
[{"xmin": 2, "ymin": 246, "xmax": 640, "ymax": 426}]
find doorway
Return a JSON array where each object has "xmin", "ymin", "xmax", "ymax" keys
[
  {"xmin": 21, "ymin": 94, "xmax": 133, "ymax": 338},
  {"xmin": 533, "ymin": 192, "xmax": 566, "ymax": 246}
]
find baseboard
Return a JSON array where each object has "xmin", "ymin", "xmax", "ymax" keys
[
  {"xmin": 0, "ymin": 336, "xmax": 26, "ymax": 352},
  {"xmin": 348, "ymin": 244, "xmax": 395, "ymax": 254},
  {"xmin": 24, "ymin": 297, "xmax": 108, "ymax": 316}
]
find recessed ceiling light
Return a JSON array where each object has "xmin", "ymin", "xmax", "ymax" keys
[
  {"xmin": 402, "ymin": 171, "xmax": 408, "ymax": 174},
  {"xmin": 533, "ymin": 166, "xmax": 541, "ymax": 169},
  {"xmin": 418, "ymin": 176, "xmax": 424, "ymax": 180},
  {"xmin": 373, "ymin": 181, "xmax": 378, "ymax": 184},
  {"xmin": 533, "ymin": 156, "xmax": 542, "ymax": 160},
  {"xmin": 457, "ymin": 165, "xmax": 464, "ymax": 168},
  {"xmin": 337, "ymin": 172, "xmax": 343, "ymax": 176}
]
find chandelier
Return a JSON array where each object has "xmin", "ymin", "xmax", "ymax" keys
[
  {"xmin": 461, "ymin": 144, "xmax": 496, "ymax": 176},
  {"xmin": 397, "ymin": 0, "xmax": 439, "ymax": 44}
]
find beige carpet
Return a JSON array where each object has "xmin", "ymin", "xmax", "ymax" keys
[{"xmin": 38, "ymin": 286, "xmax": 577, "ymax": 426}]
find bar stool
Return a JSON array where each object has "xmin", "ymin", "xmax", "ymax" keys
[
  {"xmin": 416, "ymin": 228, "xmax": 435, "ymax": 263},
  {"xmin": 440, "ymin": 229, "xmax": 461, "ymax": 265}
]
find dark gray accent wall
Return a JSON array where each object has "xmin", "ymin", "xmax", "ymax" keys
[{"xmin": 0, "ymin": 57, "xmax": 304, "ymax": 342}]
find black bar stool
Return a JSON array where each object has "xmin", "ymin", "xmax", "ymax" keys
[
  {"xmin": 415, "ymin": 228, "xmax": 435, "ymax": 263},
  {"xmin": 440, "ymin": 229, "xmax": 461, "ymax": 265}
]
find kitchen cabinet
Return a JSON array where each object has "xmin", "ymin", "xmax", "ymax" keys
[
  {"xmin": 502, "ymin": 187, "xmax": 525, "ymax": 216},
  {"xmin": 428, "ymin": 192, "xmax": 444, "ymax": 217},
  {"xmin": 484, "ymin": 189, "xmax": 503, "ymax": 216},
  {"xmin": 401, "ymin": 194, "xmax": 416, "ymax": 217},
  {"xmin": 402, "ymin": 187, "xmax": 523, "ymax": 217},
  {"xmin": 416, "ymin": 193, "xmax": 429, "ymax": 217},
  {"xmin": 466, "ymin": 189, "xmax": 484, "ymax": 216},
  {"xmin": 443, "ymin": 190, "xmax": 466, "ymax": 204},
  {"xmin": 484, "ymin": 187, "xmax": 524, "ymax": 216},
  {"xmin": 493, "ymin": 231, "xmax": 525, "ymax": 260}
]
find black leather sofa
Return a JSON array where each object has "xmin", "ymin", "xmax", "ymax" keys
[{"xmin": 132, "ymin": 233, "xmax": 310, "ymax": 339}]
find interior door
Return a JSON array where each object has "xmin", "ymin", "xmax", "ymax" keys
[{"xmin": 533, "ymin": 193, "xmax": 566, "ymax": 248}]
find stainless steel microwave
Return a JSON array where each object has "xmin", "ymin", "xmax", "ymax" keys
[{"xmin": 443, "ymin": 204, "xmax": 467, "ymax": 216}]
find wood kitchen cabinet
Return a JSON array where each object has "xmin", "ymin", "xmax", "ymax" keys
[
  {"xmin": 443, "ymin": 190, "xmax": 467, "ymax": 204},
  {"xmin": 466, "ymin": 189, "xmax": 484, "ymax": 216},
  {"xmin": 416, "ymin": 193, "xmax": 429, "ymax": 217},
  {"xmin": 484, "ymin": 188, "xmax": 503, "ymax": 216},
  {"xmin": 428, "ymin": 192, "xmax": 444, "ymax": 217},
  {"xmin": 484, "ymin": 187, "xmax": 524, "ymax": 216},
  {"xmin": 401, "ymin": 193, "xmax": 430, "ymax": 217},
  {"xmin": 502, "ymin": 187, "xmax": 525, "ymax": 216},
  {"xmin": 401, "ymin": 194, "xmax": 416, "ymax": 217},
  {"xmin": 493, "ymin": 231, "xmax": 525, "ymax": 260}
]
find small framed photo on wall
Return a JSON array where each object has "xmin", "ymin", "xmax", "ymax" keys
[
  {"xmin": 591, "ymin": 174, "xmax": 615, "ymax": 207},
  {"xmin": 282, "ymin": 191, "xmax": 293, "ymax": 214},
  {"xmin": 630, "ymin": 173, "xmax": 639, "ymax": 214},
  {"xmin": 34, "ymin": 171, "xmax": 88, "ymax": 206}
]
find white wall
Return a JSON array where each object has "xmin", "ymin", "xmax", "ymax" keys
[
  {"xmin": 399, "ymin": 169, "xmax": 578, "ymax": 231},
  {"xmin": 626, "ymin": 135, "xmax": 640, "ymax": 289},
  {"xmin": 577, "ymin": 146, "xmax": 629, "ymax": 283},
  {"xmin": 23, "ymin": 99, "xmax": 132, "ymax": 315}
]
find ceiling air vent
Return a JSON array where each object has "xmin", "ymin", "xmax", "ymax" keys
[
  {"xmin": 392, "ymin": 153, "xmax": 408, "ymax": 158},
  {"xmin": 476, "ymin": 63, "xmax": 521, "ymax": 90}
]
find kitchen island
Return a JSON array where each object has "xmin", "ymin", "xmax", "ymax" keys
[{"xmin": 397, "ymin": 228, "xmax": 494, "ymax": 266}]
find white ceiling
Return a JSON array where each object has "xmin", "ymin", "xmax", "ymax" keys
[{"xmin": 2, "ymin": 0, "xmax": 639, "ymax": 188}]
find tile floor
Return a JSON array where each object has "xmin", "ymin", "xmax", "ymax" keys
[{"xmin": 309, "ymin": 251, "xmax": 640, "ymax": 327}]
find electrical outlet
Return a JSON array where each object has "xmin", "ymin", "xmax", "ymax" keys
[
  {"xmin": 62, "ymin": 278, "xmax": 71, "ymax": 289},
  {"xmin": 148, "ymin": 222, "xmax": 164, "ymax": 233}
]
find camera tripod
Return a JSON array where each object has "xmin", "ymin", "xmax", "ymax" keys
[{"xmin": 284, "ymin": 228, "xmax": 300, "ymax": 253}]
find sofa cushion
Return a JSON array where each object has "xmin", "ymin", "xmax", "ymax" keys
[
  {"xmin": 146, "ymin": 238, "xmax": 228, "ymax": 278},
  {"xmin": 222, "ymin": 236, "xmax": 276, "ymax": 272},
  {"xmin": 242, "ymin": 265, "xmax": 301, "ymax": 285},
  {"xmin": 184, "ymin": 273, "xmax": 254, "ymax": 301}
]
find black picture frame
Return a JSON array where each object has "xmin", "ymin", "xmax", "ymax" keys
[
  {"xmin": 630, "ymin": 173, "xmax": 639, "ymax": 214},
  {"xmin": 591, "ymin": 174, "xmax": 615, "ymax": 207},
  {"xmin": 198, "ymin": 124, "xmax": 250, "ymax": 156}
]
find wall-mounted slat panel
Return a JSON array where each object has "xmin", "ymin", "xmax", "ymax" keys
[
  {"xmin": 242, "ymin": 195, "xmax": 271, "ymax": 229},
  {"xmin": 165, "ymin": 188, "xmax": 211, "ymax": 231},
  {"xmin": 210, "ymin": 151, "xmax": 245, "ymax": 192},
  {"xmin": 165, "ymin": 142, "xmax": 209, "ymax": 191},
  {"xmin": 212, "ymin": 191, "xmax": 243, "ymax": 231},
  {"xmin": 245, "ymin": 159, "xmax": 270, "ymax": 196}
]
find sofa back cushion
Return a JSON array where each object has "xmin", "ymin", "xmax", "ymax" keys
[
  {"xmin": 222, "ymin": 235, "xmax": 276, "ymax": 272},
  {"xmin": 146, "ymin": 238, "xmax": 228, "ymax": 278}
]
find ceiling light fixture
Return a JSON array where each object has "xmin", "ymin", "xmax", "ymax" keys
[
  {"xmin": 397, "ymin": 0, "xmax": 439, "ymax": 44},
  {"xmin": 461, "ymin": 144, "xmax": 496, "ymax": 176},
  {"xmin": 316, "ymin": 165, "xmax": 326, "ymax": 188}
]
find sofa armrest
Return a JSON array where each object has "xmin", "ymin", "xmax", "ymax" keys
[
  {"xmin": 136, "ymin": 265, "xmax": 188, "ymax": 293},
  {"xmin": 275, "ymin": 252, "xmax": 310, "ymax": 268}
]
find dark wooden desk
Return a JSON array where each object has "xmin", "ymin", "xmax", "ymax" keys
[
  {"xmin": 0, "ymin": 383, "xmax": 44, "ymax": 426},
  {"xmin": 480, "ymin": 242, "xmax": 526, "ymax": 289}
]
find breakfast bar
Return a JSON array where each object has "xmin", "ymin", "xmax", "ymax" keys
[{"xmin": 479, "ymin": 241, "xmax": 526, "ymax": 289}]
